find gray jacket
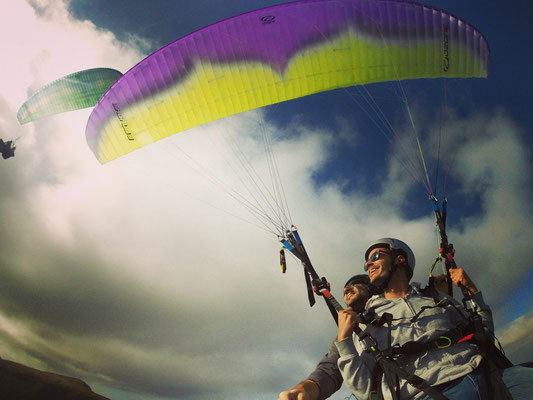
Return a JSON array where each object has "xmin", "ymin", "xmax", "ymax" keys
[
  {"xmin": 335, "ymin": 283, "xmax": 492, "ymax": 399},
  {"xmin": 307, "ymin": 340, "xmax": 343, "ymax": 400}
]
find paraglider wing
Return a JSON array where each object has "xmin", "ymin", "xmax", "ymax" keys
[
  {"xmin": 17, "ymin": 68, "xmax": 123, "ymax": 124},
  {"xmin": 86, "ymin": 0, "xmax": 489, "ymax": 164}
]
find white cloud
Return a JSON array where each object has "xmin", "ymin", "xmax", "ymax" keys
[{"xmin": 497, "ymin": 311, "xmax": 533, "ymax": 365}]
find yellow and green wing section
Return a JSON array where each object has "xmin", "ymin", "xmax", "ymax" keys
[
  {"xmin": 18, "ymin": 68, "xmax": 122, "ymax": 124},
  {"xmin": 86, "ymin": 0, "xmax": 489, "ymax": 164}
]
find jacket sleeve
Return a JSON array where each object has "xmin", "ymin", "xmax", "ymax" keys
[
  {"xmin": 471, "ymin": 291, "xmax": 494, "ymax": 333},
  {"xmin": 335, "ymin": 335, "xmax": 378, "ymax": 399},
  {"xmin": 307, "ymin": 340, "xmax": 344, "ymax": 400},
  {"xmin": 445, "ymin": 290, "xmax": 494, "ymax": 333}
]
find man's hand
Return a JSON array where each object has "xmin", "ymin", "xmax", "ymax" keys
[
  {"xmin": 449, "ymin": 268, "xmax": 478, "ymax": 295},
  {"xmin": 278, "ymin": 380, "xmax": 320, "ymax": 400},
  {"xmin": 337, "ymin": 307, "xmax": 360, "ymax": 342}
]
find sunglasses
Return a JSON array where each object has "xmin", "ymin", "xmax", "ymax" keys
[{"xmin": 364, "ymin": 249, "xmax": 390, "ymax": 270}]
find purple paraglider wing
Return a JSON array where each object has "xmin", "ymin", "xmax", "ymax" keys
[{"xmin": 86, "ymin": 0, "xmax": 489, "ymax": 163}]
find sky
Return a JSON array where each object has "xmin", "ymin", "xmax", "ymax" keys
[{"xmin": 1, "ymin": 1, "xmax": 532, "ymax": 399}]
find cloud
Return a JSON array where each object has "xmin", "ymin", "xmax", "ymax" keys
[
  {"xmin": 0, "ymin": 1, "xmax": 532, "ymax": 399},
  {"xmin": 497, "ymin": 311, "xmax": 533, "ymax": 365}
]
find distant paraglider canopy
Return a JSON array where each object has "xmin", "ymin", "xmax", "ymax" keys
[{"xmin": 17, "ymin": 68, "xmax": 123, "ymax": 125}]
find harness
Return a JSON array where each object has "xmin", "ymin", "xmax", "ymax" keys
[
  {"xmin": 324, "ymin": 292, "xmax": 450, "ymax": 400},
  {"xmin": 355, "ymin": 292, "xmax": 462, "ymax": 399},
  {"xmin": 360, "ymin": 283, "xmax": 513, "ymax": 400}
]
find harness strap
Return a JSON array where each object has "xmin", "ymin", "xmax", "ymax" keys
[
  {"xmin": 354, "ymin": 323, "xmax": 449, "ymax": 400},
  {"xmin": 371, "ymin": 286, "xmax": 514, "ymax": 400},
  {"xmin": 368, "ymin": 353, "xmax": 449, "ymax": 400},
  {"xmin": 389, "ymin": 319, "xmax": 471, "ymax": 356}
]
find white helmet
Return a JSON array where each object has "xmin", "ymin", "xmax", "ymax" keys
[{"xmin": 365, "ymin": 238, "xmax": 415, "ymax": 280}]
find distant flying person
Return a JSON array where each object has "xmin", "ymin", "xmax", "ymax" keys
[{"xmin": 0, "ymin": 139, "xmax": 15, "ymax": 159}]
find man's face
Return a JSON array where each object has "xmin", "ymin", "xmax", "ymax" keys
[
  {"xmin": 343, "ymin": 283, "xmax": 371, "ymax": 311},
  {"xmin": 365, "ymin": 247, "xmax": 392, "ymax": 286}
]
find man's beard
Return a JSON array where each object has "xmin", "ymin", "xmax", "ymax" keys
[
  {"xmin": 371, "ymin": 267, "xmax": 391, "ymax": 290},
  {"xmin": 348, "ymin": 296, "xmax": 367, "ymax": 313},
  {"xmin": 347, "ymin": 287, "xmax": 371, "ymax": 313}
]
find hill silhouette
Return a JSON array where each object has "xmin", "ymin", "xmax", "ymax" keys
[{"xmin": 0, "ymin": 357, "xmax": 109, "ymax": 399}]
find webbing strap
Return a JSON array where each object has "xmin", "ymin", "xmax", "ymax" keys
[
  {"xmin": 375, "ymin": 355, "xmax": 449, "ymax": 400},
  {"xmin": 354, "ymin": 323, "xmax": 449, "ymax": 400}
]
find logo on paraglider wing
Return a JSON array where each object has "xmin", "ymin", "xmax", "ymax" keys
[
  {"xmin": 112, "ymin": 103, "xmax": 135, "ymax": 141},
  {"xmin": 443, "ymin": 25, "xmax": 449, "ymax": 72},
  {"xmin": 260, "ymin": 15, "xmax": 276, "ymax": 25}
]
